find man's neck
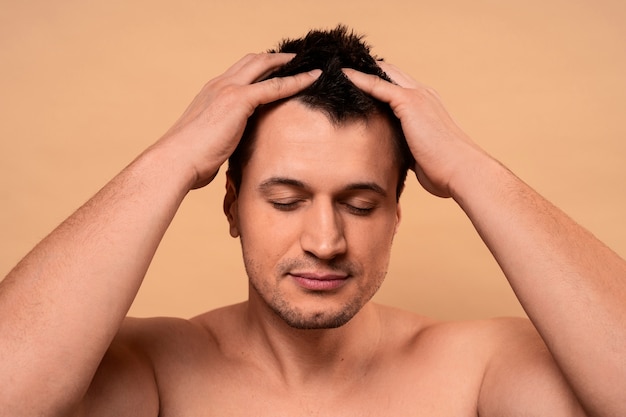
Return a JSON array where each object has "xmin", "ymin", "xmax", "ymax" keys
[{"xmin": 241, "ymin": 294, "xmax": 384, "ymax": 387}]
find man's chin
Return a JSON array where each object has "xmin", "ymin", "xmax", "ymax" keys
[
  {"xmin": 271, "ymin": 303, "xmax": 361, "ymax": 330},
  {"xmin": 282, "ymin": 315, "xmax": 352, "ymax": 330}
]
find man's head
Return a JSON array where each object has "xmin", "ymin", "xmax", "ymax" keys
[
  {"xmin": 224, "ymin": 26, "xmax": 409, "ymax": 330},
  {"xmin": 228, "ymin": 25, "xmax": 413, "ymax": 200}
]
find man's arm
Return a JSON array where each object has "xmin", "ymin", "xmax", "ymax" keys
[
  {"xmin": 344, "ymin": 65, "xmax": 626, "ymax": 416},
  {"xmin": 0, "ymin": 53, "xmax": 320, "ymax": 417}
]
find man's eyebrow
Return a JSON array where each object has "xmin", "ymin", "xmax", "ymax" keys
[
  {"xmin": 343, "ymin": 182, "xmax": 387, "ymax": 197},
  {"xmin": 258, "ymin": 177, "xmax": 307, "ymax": 192},
  {"xmin": 258, "ymin": 177, "xmax": 387, "ymax": 197}
]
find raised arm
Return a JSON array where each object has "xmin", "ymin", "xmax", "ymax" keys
[
  {"xmin": 344, "ymin": 65, "xmax": 626, "ymax": 416},
  {"xmin": 0, "ymin": 53, "xmax": 320, "ymax": 417}
]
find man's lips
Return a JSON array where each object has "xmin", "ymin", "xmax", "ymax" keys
[{"xmin": 288, "ymin": 271, "xmax": 349, "ymax": 291}]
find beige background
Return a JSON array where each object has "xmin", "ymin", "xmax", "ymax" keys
[{"xmin": 1, "ymin": 0, "xmax": 625, "ymax": 320}]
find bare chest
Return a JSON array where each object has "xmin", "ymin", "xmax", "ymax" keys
[{"xmin": 156, "ymin": 358, "xmax": 481, "ymax": 417}]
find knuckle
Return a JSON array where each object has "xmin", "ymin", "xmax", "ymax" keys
[
  {"xmin": 213, "ymin": 84, "xmax": 241, "ymax": 105},
  {"xmin": 266, "ymin": 76, "xmax": 288, "ymax": 94},
  {"xmin": 369, "ymin": 75, "xmax": 387, "ymax": 92},
  {"xmin": 242, "ymin": 52, "xmax": 261, "ymax": 62},
  {"xmin": 250, "ymin": 52, "xmax": 274, "ymax": 64}
]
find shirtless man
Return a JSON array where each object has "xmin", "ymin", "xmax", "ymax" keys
[{"xmin": 1, "ymin": 26, "xmax": 624, "ymax": 417}]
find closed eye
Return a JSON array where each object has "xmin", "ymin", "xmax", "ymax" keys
[
  {"xmin": 270, "ymin": 200, "xmax": 303, "ymax": 211},
  {"xmin": 343, "ymin": 202, "xmax": 376, "ymax": 216}
]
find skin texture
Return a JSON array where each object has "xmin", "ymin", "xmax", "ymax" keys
[
  {"xmin": 0, "ymin": 52, "xmax": 624, "ymax": 417},
  {"xmin": 226, "ymin": 100, "xmax": 400, "ymax": 330}
]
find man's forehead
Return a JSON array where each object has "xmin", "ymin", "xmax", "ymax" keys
[
  {"xmin": 241, "ymin": 103, "xmax": 399, "ymax": 195},
  {"xmin": 251, "ymin": 100, "xmax": 395, "ymax": 151}
]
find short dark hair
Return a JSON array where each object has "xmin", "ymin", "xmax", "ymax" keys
[{"xmin": 227, "ymin": 25, "xmax": 413, "ymax": 200}]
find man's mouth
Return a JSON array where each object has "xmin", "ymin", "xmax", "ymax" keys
[{"xmin": 288, "ymin": 271, "xmax": 349, "ymax": 291}]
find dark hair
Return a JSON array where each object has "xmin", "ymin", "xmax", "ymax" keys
[{"xmin": 227, "ymin": 25, "xmax": 413, "ymax": 200}]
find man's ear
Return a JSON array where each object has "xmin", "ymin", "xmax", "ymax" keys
[
  {"xmin": 223, "ymin": 172, "xmax": 240, "ymax": 238},
  {"xmin": 394, "ymin": 202, "xmax": 402, "ymax": 235}
]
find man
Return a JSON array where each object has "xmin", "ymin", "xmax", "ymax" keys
[{"xmin": 0, "ymin": 26, "xmax": 624, "ymax": 417}]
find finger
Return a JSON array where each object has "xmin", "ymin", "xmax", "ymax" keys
[
  {"xmin": 223, "ymin": 53, "xmax": 296, "ymax": 84},
  {"xmin": 342, "ymin": 68, "xmax": 400, "ymax": 104},
  {"xmin": 377, "ymin": 62, "xmax": 421, "ymax": 89},
  {"xmin": 250, "ymin": 69, "xmax": 322, "ymax": 106}
]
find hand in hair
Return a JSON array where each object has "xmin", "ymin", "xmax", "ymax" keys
[
  {"xmin": 343, "ymin": 63, "xmax": 486, "ymax": 199},
  {"xmin": 155, "ymin": 53, "xmax": 321, "ymax": 189}
]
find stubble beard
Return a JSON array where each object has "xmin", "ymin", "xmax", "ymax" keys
[{"xmin": 244, "ymin": 254, "xmax": 386, "ymax": 330}]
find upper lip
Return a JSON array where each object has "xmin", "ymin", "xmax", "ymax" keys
[{"xmin": 289, "ymin": 271, "xmax": 349, "ymax": 280}]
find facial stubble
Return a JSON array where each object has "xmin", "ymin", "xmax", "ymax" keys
[{"xmin": 243, "ymin": 250, "xmax": 387, "ymax": 330}]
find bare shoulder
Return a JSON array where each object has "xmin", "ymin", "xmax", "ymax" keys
[
  {"xmin": 115, "ymin": 302, "xmax": 246, "ymax": 357},
  {"xmin": 471, "ymin": 317, "xmax": 587, "ymax": 417},
  {"xmin": 75, "ymin": 312, "xmax": 225, "ymax": 417},
  {"xmin": 374, "ymin": 306, "xmax": 586, "ymax": 416},
  {"xmin": 420, "ymin": 316, "xmax": 585, "ymax": 416},
  {"xmin": 370, "ymin": 305, "xmax": 498, "ymax": 414},
  {"xmin": 73, "ymin": 316, "xmax": 192, "ymax": 417},
  {"xmin": 120, "ymin": 306, "xmax": 244, "ymax": 379},
  {"xmin": 119, "ymin": 314, "xmax": 218, "ymax": 356},
  {"xmin": 375, "ymin": 303, "xmax": 508, "ymax": 357}
]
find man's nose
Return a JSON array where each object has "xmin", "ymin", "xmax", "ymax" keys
[{"xmin": 300, "ymin": 200, "xmax": 347, "ymax": 260}]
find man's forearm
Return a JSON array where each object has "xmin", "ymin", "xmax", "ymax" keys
[
  {"xmin": 0, "ymin": 145, "xmax": 193, "ymax": 414},
  {"xmin": 450, "ymin": 156, "xmax": 626, "ymax": 416}
]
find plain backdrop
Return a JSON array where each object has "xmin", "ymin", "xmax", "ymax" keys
[{"xmin": 1, "ymin": 0, "xmax": 625, "ymax": 320}]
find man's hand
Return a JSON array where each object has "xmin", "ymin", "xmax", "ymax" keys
[
  {"xmin": 343, "ymin": 64, "xmax": 485, "ymax": 198},
  {"xmin": 155, "ymin": 53, "xmax": 320, "ymax": 189}
]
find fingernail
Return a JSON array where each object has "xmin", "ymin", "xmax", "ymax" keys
[{"xmin": 308, "ymin": 69, "xmax": 322, "ymax": 78}]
